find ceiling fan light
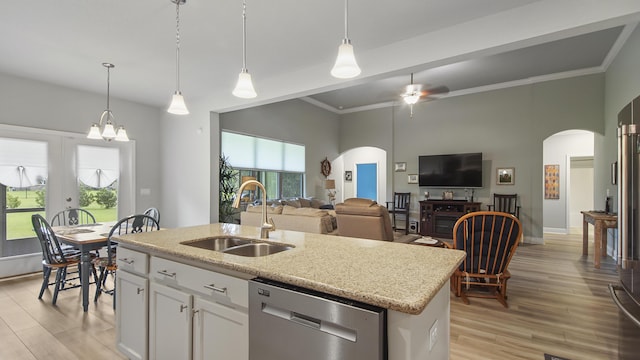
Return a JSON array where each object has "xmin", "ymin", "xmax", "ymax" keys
[
  {"xmin": 404, "ymin": 93, "xmax": 420, "ymax": 105},
  {"xmin": 168, "ymin": 91, "xmax": 189, "ymax": 114},
  {"xmin": 233, "ymin": 70, "xmax": 257, "ymax": 99},
  {"xmin": 115, "ymin": 126, "xmax": 130, "ymax": 142},
  {"xmin": 331, "ymin": 40, "xmax": 361, "ymax": 79},
  {"xmin": 87, "ymin": 124, "xmax": 102, "ymax": 139}
]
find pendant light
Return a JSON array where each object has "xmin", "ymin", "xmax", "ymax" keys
[
  {"xmin": 167, "ymin": 0, "xmax": 189, "ymax": 115},
  {"xmin": 87, "ymin": 63, "xmax": 129, "ymax": 142},
  {"xmin": 331, "ymin": 0, "xmax": 361, "ymax": 79},
  {"xmin": 232, "ymin": 0, "xmax": 257, "ymax": 98}
]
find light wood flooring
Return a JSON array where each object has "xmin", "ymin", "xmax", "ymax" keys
[{"xmin": 0, "ymin": 233, "xmax": 638, "ymax": 360}]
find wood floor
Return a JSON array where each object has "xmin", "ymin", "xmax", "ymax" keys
[
  {"xmin": 450, "ymin": 232, "xmax": 640, "ymax": 360},
  {"xmin": 0, "ymin": 233, "xmax": 638, "ymax": 360}
]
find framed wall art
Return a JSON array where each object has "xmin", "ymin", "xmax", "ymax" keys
[
  {"xmin": 544, "ymin": 164, "xmax": 560, "ymax": 199},
  {"xmin": 496, "ymin": 167, "xmax": 515, "ymax": 185},
  {"xmin": 395, "ymin": 162, "xmax": 407, "ymax": 172},
  {"xmin": 408, "ymin": 174, "xmax": 418, "ymax": 184},
  {"xmin": 345, "ymin": 170, "xmax": 353, "ymax": 181}
]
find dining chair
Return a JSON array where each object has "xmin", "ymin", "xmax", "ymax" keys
[
  {"xmin": 93, "ymin": 214, "xmax": 160, "ymax": 308},
  {"xmin": 143, "ymin": 207, "xmax": 161, "ymax": 225},
  {"xmin": 386, "ymin": 192, "xmax": 411, "ymax": 234},
  {"xmin": 486, "ymin": 193, "xmax": 520, "ymax": 219},
  {"xmin": 32, "ymin": 214, "xmax": 97, "ymax": 305},
  {"xmin": 50, "ymin": 208, "xmax": 96, "ymax": 226},
  {"xmin": 451, "ymin": 211, "xmax": 522, "ymax": 307}
]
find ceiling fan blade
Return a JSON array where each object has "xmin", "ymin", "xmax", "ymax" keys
[{"xmin": 423, "ymin": 85, "xmax": 449, "ymax": 96}]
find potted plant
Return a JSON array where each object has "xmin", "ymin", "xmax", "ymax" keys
[{"xmin": 219, "ymin": 154, "xmax": 238, "ymax": 223}]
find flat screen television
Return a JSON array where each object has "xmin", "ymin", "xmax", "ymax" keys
[{"xmin": 418, "ymin": 152, "xmax": 482, "ymax": 188}]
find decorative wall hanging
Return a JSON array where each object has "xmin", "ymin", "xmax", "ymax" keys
[
  {"xmin": 544, "ymin": 164, "xmax": 560, "ymax": 199},
  {"xmin": 496, "ymin": 167, "xmax": 514, "ymax": 185}
]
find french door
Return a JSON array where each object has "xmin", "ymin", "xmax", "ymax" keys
[{"xmin": 0, "ymin": 125, "xmax": 135, "ymax": 277}]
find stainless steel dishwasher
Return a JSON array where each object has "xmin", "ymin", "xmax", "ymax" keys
[{"xmin": 249, "ymin": 278, "xmax": 387, "ymax": 360}]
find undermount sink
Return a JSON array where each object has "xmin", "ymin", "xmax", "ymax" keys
[
  {"xmin": 181, "ymin": 236, "xmax": 293, "ymax": 257},
  {"xmin": 222, "ymin": 242, "xmax": 293, "ymax": 257},
  {"xmin": 181, "ymin": 237, "xmax": 252, "ymax": 251}
]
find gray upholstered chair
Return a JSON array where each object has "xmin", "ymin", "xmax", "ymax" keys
[{"xmin": 335, "ymin": 198, "xmax": 394, "ymax": 241}]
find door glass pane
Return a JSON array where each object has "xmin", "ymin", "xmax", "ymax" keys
[
  {"xmin": 77, "ymin": 145, "xmax": 119, "ymax": 223},
  {"xmin": 0, "ymin": 137, "xmax": 47, "ymax": 257}
]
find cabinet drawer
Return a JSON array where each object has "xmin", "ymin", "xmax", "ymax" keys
[
  {"xmin": 150, "ymin": 257, "xmax": 248, "ymax": 308},
  {"xmin": 117, "ymin": 247, "xmax": 148, "ymax": 276}
]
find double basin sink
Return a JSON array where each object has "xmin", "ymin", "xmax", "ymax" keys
[{"xmin": 181, "ymin": 236, "xmax": 293, "ymax": 257}]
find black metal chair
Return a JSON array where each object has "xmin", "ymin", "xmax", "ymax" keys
[
  {"xmin": 93, "ymin": 214, "xmax": 160, "ymax": 308},
  {"xmin": 486, "ymin": 193, "xmax": 520, "ymax": 219},
  {"xmin": 143, "ymin": 207, "xmax": 161, "ymax": 225},
  {"xmin": 32, "ymin": 214, "xmax": 97, "ymax": 305},
  {"xmin": 386, "ymin": 192, "xmax": 411, "ymax": 234},
  {"xmin": 50, "ymin": 208, "xmax": 96, "ymax": 226}
]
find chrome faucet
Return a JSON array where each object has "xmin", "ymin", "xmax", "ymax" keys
[{"xmin": 232, "ymin": 179, "xmax": 275, "ymax": 239}]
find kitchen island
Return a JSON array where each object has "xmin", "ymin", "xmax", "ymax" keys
[{"xmin": 114, "ymin": 223, "xmax": 465, "ymax": 360}]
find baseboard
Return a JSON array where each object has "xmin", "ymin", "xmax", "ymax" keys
[
  {"xmin": 0, "ymin": 253, "xmax": 42, "ymax": 279},
  {"xmin": 523, "ymin": 235, "xmax": 544, "ymax": 244},
  {"xmin": 543, "ymin": 227, "xmax": 568, "ymax": 234}
]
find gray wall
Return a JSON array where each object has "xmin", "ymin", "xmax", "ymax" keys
[
  {"xmin": 338, "ymin": 74, "xmax": 605, "ymax": 241},
  {"xmin": 0, "ymin": 71, "xmax": 163, "ymax": 215},
  {"xmin": 220, "ymin": 99, "xmax": 340, "ymax": 199}
]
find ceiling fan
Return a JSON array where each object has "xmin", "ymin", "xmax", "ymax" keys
[{"xmin": 402, "ymin": 73, "xmax": 449, "ymax": 117}]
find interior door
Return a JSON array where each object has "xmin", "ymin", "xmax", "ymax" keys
[{"xmin": 356, "ymin": 163, "xmax": 377, "ymax": 201}]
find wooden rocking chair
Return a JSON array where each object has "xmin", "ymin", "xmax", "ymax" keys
[{"xmin": 451, "ymin": 211, "xmax": 522, "ymax": 307}]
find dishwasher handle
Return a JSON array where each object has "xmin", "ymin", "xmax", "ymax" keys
[{"xmin": 262, "ymin": 303, "xmax": 356, "ymax": 342}]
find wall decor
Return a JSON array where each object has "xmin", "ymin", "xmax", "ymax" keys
[
  {"xmin": 408, "ymin": 174, "xmax": 418, "ymax": 184},
  {"xmin": 611, "ymin": 161, "xmax": 617, "ymax": 185},
  {"xmin": 395, "ymin": 162, "xmax": 407, "ymax": 172},
  {"xmin": 321, "ymin": 157, "xmax": 331, "ymax": 177},
  {"xmin": 544, "ymin": 164, "xmax": 560, "ymax": 199},
  {"xmin": 345, "ymin": 170, "xmax": 352, "ymax": 181},
  {"xmin": 496, "ymin": 167, "xmax": 515, "ymax": 185}
]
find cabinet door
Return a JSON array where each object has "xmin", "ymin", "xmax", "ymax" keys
[
  {"xmin": 116, "ymin": 270, "xmax": 148, "ymax": 360},
  {"xmin": 193, "ymin": 296, "xmax": 248, "ymax": 360},
  {"xmin": 149, "ymin": 282, "xmax": 193, "ymax": 360}
]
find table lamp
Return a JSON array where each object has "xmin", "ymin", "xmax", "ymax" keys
[{"xmin": 325, "ymin": 179, "xmax": 336, "ymax": 205}]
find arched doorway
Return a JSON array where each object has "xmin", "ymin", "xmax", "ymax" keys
[{"xmin": 542, "ymin": 129, "xmax": 595, "ymax": 235}]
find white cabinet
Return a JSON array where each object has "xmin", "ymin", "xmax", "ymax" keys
[
  {"xmin": 116, "ymin": 248, "xmax": 149, "ymax": 360},
  {"xmin": 193, "ymin": 296, "xmax": 249, "ymax": 360},
  {"xmin": 149, "ymin": 282, "xmax": 193, "ymax": 360},
  {"xmin": 148, "ymin": 257, "xmax": 250, "ymax": 360}
]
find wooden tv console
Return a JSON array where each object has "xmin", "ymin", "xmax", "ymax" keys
[{"xmin": 419, "ymin": 200, "xmax": 481, "ymax": 238}]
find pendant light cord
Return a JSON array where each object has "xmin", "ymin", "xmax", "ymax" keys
[
  {"xmin": 242, "ymin": 0, "xmax": 247, "ymax": 70},
  {"xmin": 344, "ymin": 0, "xmax": 349, "ymax": 39},
  {"xmin": 175, "ymin": 1, "xmax": 181, "ymax": 91}
]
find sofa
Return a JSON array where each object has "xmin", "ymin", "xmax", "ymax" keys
[
  {"xmin": 334, "ymin": 198, "xmax": 394, "ymax": 241},
  {"xmin": 240, "ymin": 204, "xmax": 337, "ymax": 234}
]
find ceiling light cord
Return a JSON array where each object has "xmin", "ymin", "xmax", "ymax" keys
[
  {"xmin": 343, "ymin": 0, "xmax": 349, "ymax": 40},
  {"xmin": 175, "ymin": 1, "xmax": 181, "ymax": 92},
  {"xmin": 105, "ymin": 63, "xmax": 111, "ymax": 111},
  {"xmin": 241, "ymin": 0, "xmax": 247, "ymax": 70}
]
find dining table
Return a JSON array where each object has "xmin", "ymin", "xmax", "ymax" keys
[{"xmin": 53, "ymin": 221, "xmax": 116, "ymax": 312}]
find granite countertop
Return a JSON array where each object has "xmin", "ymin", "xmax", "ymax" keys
[{"xmin": 114, "ymin": 223, "xmax": 465, "ymax": 315}]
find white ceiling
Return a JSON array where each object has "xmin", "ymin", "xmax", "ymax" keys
[{"xmin": 1, "ymin": 1, "xmax": 639, "ymax": 114}]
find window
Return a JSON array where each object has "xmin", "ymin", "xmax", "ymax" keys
[{"xmin": 222, "ymin": 132, "xmax": 305, "ymax": 200}]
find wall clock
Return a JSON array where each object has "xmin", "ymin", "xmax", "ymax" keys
[{"xmin": 321, "ymin": 157, "xmax": 332, "ymax": 177}]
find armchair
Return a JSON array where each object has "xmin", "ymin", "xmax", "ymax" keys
[{"xmin": 335, "ymin": 198, "xmax": 394, "ymax": 241}]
